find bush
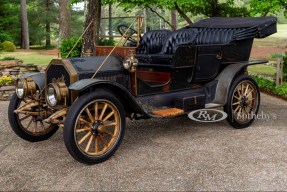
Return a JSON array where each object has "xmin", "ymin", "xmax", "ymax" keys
[
  {"xmin": 98, "ymin": 38, "xmax": 116, "ymax": 46},
  {"xmin": 252, "ymin": 75, "xmax": 287, "ymax": 99},
  {"xmin": 59, "ymin": 37, "xmax": 82, "ymax": 58},
  {"xmin": 1, "ymin": 56, "xmax": 16, "ymax": 61},
  {"xmin": 0, "ymin": 32, "xmax": 13, "ymax": 43},
  {"xmin": 0, "ymin": 76, "xmax": 14, "ymax": 86},
  {"xmin": 283, "ymin": 53, "xmax": 287, "ymax": 81},
  {"xmin": 1, "ymin": 41, "xmax": 16, "ymax": 52}
]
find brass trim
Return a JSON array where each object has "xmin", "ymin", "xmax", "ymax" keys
[{"xmin": 46, "ymin": 59, "xmax": 79, "ymax": 103}]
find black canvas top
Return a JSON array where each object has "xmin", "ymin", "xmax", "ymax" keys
[
  {"xmin": 188, "ymin": 16, "xmax": 277, "ymax": 29},
  {"xmin": 187, "ymin": 16, "xmax": 277, "ymax": 39}
]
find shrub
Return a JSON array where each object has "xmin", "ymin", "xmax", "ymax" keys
[
  {"xmin": 98, "ymin": 38, "xmax": 116, "ymax": 46},
  {"xmin": 1, "ymin": 41, "xmax": 16, "ymax": 52},
  {"xmin": 1, "ymin": 56, "xmax": 16, "ymax": 61},
  {"xmin": 283, "ymin": 53, "xmax": 287, "ymax": 81},
  {"xmin": 0, "ymin": 32, "xmax": 13, "ymax": 43},
  {"xmin": 0, "ymin": 76, "xmax": 14, "ymax": 86},
  {"xmin": 252, "ymin": 75, "xmax": 287, "ymax": 99},
  {"xmin": 59, "ymin": 37, "xmax": 82, "ymax": 58}
]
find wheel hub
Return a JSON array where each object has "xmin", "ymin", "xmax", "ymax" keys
[
  {"xmin": 91, "ymin": 120, "xmax": 104, "ymax": 134},
  {"xmin": 240, "ymin": 96, "xmax": 248, "ymax": 107}
]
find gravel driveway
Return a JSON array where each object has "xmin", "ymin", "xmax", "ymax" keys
[{"xmin": 0, "ymin": 93, "xmax": 287, "ymax": 191}]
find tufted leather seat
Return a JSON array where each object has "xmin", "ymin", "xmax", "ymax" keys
[
  {"xmin": 136, "ymin": 30, "xmax": 172, "ymax": 54},
  {"xmin": 195, "ymin": 28, "xmax": 237, "ymax": 45},
  {"xmin": 138, "ymin": 28, "xmax": 198, "ymax": 65}
]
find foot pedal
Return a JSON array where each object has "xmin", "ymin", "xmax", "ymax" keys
[{"xmin": 152, "ymin": 108, "xmax": 184, "ymax": 117}]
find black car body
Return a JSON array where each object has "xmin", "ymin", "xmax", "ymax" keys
[{"xmin": 9, "ymin": 16, "xmax": 277, "ymax": 164}]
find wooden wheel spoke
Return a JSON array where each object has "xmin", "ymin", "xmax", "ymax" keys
[
  {"xmin": 236, "ymin": 88, "xmax": 242, "ymax": 98},
  {"xmin": 85, "ymin": 135, "xmax": 94, "ymax": 152},
  {"xmin": 99, "ymin": 134, "xmax": 107, "ymax": 148},
  {"xmin": 102, "ymin": 111, "xmax": 115, "ymax": 122},
  {"xmin": 232, "ymin": 101, "xmax": 240, "ymax": 106},
  {"xmin": 95, "ymin": 102, "xmax": 99, "ymax": 120},
  {"xmin": 95, "ymin": 136, "xmax": 99, "ymax": 154},
  {"xmin": 103, "ymin": 131, "xmax": 114, "ymax": 138},
  {"xmin": 26, "ymin": 118, "xmax": 33, "ymax": 129},
  {"xmin": 243, "ymin": 107, "xmax": 249, "ymax": 114},
  {"xmin": 103, "ymin": 122, "xmax": 117, "ymax": 127},
  {"xmin": 234, "ymin": 95, "xmax": 241, "ymax": 101},
  {"xmin": 78, "ymin": 132, "xmax": 91, "ymax": 145},
  {"xmin": 33, "ymin": 122, "xmax": 37, "ymax": 133},
  {"xmin": 40, "ymin": 121, "xmax": 45, "ymax": 130},
  {"xmin": 79, "ymin": 117, "xmax": 92, "ymax": 125},
  {"xmin": 99, "ymin": 103, "xmax": 108, "ymax": 120},
  {"xmin": 76, "ymin": 127, "xmax": 91, "ymax": 133},
  {"xmin": 85, "ymin": 108, "xmax": 94, "ymax": 123},
  {"xmin": 246, "ymin": 89, "xmax": 254, "ymax": 98},
  {"xmin": 244, "ymin": 84, "xmax": 250, "ymax": 96},
  {"xmin": 234, "ymin": 105, "xmax": 240, "ymax": 113},
  {"xmin": 19, "ymin": 115, "xmax": 30, "ymax": 121}
]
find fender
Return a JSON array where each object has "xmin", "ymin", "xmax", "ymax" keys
[
  {"xmin": 19, "ymin": 72, "xmax": 45, "ymax": 91},
  {"xmin": 69, "ymin": 79, "xmax": 150, "ymax": 119},
  {"xmin": 212, "ymin": 60, "xmax": 266, "ymax": 105}
]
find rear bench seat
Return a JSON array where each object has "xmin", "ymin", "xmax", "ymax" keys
[{"xmin": 136, "ymin": 27, "xmax": 242, "ymax": 66}]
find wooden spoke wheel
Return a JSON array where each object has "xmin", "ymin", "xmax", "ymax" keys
[
  {"xmin": 64, "ymin": 90, "xmax": 125, "ymax": 164},
  {"xmin": 224, "ymin": 75, "xmax": 260, "ymax": 129},
  {"xmin": 8, "ymin": 93, "xmax": 58, "ymax": 142}
]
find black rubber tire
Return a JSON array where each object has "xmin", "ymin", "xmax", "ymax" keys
[
  {"xmin": 8, "ymin": 93, "xmax": 59, "ymax": 142},
  {"xmin": 63, "ymin": 89, "xmax": 126, "ymax": 164},
  {"xmin": 224, "ymin": 75, "xmax": 260, "ymax": 129}
]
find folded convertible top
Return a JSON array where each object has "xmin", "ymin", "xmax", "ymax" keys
[{"xmin": 188, "ymin": 16, "xmax": 277, "ymax": 38}]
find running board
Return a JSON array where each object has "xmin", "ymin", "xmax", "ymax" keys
[{"xmin": 152, "ymin": 108, "xmax": 184, "ymax": 117}]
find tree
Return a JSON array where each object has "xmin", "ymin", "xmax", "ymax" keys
[
  {"xmin": 59, "ymin": 0, "xmax": 71, "ymax": 39},
  {"xmin": 117, "ymin": 0, "xmax": 250, "ymax": 26},
  {"xmin": 46, "ymin": 0, "xmax": 52, "ymax": 47},
  {"xmin": 83, "ymin": 0, "xmax": 101, "ymax": 54},
  {"xmin": 249, "ymin": 0, "xmax": 287, "ymax": 16},
  {"xmin": 20, "ymin": 0, "xmax": 29, "ymax": 49}
]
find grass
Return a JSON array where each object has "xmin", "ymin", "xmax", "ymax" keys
[
  {"xmin": 0, "ymin": 50, "xmax": 58, "ymax": 66},
  {"xmin": 248, "ymin": 64, "xmax": 276, "ymax": 77}
]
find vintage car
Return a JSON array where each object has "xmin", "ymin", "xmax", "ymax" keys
[{"xmin": 8, "ymin": 16, "xmax": 277, "ymax": 164}]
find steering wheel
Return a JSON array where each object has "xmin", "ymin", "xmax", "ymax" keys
[{"xmin": 117, "ymin": 24, "xmax": 138, "ymax": 44}]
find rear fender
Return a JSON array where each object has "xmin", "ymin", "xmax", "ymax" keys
[
  {"xmin": 213, "ymin": 60, "xmax": 266, "ymax": 105},
  {"xmin": 69, "ymin": 79, "xmax": 150, "ymax": 119}
]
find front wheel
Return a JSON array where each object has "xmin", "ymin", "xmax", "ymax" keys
[
  {"xmin": 63, "ymin": 90, "xmax": 126, "ymax": 164},
  {"xmin": 8, "ymin": 93, "xmax": 58, "ymax": 142},
  {"xmin": 224, "ymin": 75, "xmax": 260, "ymax": 129}
]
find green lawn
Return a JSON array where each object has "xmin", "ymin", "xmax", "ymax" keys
[
  {"xmin": 248, "ymin": 64, "xmax": 276, "ymax": 77},
  {"xmin": 0, "ymin": 51, "xmax": 57, "ymax": 66}
]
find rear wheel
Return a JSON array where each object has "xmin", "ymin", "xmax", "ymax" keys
[
  {"xmin": 63, "ymin": 90, "xmax": 126, "ymax": 164},
  {"xmin": 8, "ymin": 93, "xmax": 58, "ymax": 142},
  {"xmin": 224, "ymin": 75, "xmax": 260, "ymax": 129}
]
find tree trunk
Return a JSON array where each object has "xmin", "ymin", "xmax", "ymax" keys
[
  {"xmin": 108, "ymin": 3, "xmax": 112, "ymax": 40},
  {"xmin": 174, "ymin": 3, "xmax": 193, "ymax": 25},
  {"xmin": 83, "ymin": 0, "xmax": 101, "ymax": 55},
  {"xmin": 171, "ymin": 10, "xmax": 177, "ymax": 31},
  {"xmin": 59, "ymin": 0, "xmax": 71, "ymax": 39},
  {"xmin": 145, "ymin": 5, "xmax": 174, "ymax": 30},
  {"xmin": 210, "ymin": 0, "xmax": 220, "ymax": 17},
  {"xmin": 46, "ymin": 0, "xmax": 51, "ymax": 47},
  {"xmin": 20, "ymin": 0, "xmax": 29, "ymax": 49}
]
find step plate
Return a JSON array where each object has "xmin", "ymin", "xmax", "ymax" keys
[{"xmin": 152, "ymin": 108, "xmax": 184, "ymax": 117}]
